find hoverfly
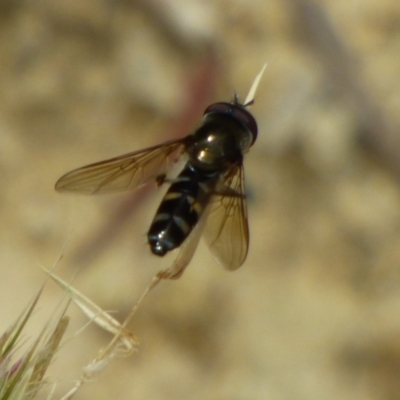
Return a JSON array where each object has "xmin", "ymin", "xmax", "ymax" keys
[{"xmin": 55, "ymin": 66, "xmax": 266, "ymax": 278}]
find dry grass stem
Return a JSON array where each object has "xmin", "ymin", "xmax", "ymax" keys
[{"xmin": 0, "ymin": 289, "xmax": 69, "ymax": 400}]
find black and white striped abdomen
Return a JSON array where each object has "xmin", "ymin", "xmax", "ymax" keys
[{"xmin": 147, "ymin": 165, "xmax": 217, "ymax": 256}]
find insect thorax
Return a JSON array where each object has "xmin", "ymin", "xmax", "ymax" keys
[{"xmin": 187, "ymin": 113, "xmax": 252, "ymax": 171}]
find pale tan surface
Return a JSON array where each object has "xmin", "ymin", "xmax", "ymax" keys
[{"xmin": 1, "ymin": 0, "xmax": 400, "ymax": 399}]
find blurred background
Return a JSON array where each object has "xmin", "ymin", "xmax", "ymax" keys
[{"xmin": 1, "ymin": 0, "xmax": 400, "ymax": 399}]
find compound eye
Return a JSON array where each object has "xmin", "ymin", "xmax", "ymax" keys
[{"xmin": 204, "ymin": 102, "xmax": 258, "ymax": 145}]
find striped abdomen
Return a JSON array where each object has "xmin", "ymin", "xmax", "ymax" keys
[{"xmin": 147, "ymin": 165, "xmax": 217, "ymax": 256}]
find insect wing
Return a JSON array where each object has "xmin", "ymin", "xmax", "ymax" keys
[
  {"xmin": 55, "ymin": 139, "xmax": 186, "ymax": 194},
  {"xmin": 158, "ymin": 206, "xmax": 210, "ymax": 279},
  {"xmin": 204, "ymin": 165, "xmax": 249, "ymax": 270}
]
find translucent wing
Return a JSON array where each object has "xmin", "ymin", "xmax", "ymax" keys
[
  {"xmin": 158, "ymin": 206, "xmax": 210, "ymax": 280},
  {"xmin": 204, "ymin": 164, "xmax": 249, "ymax": 270},
  {"xmin": 55, "ymin": 139, "xmax": 186, "ymax": 194}
]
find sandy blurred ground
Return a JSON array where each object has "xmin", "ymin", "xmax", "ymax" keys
[{"xmin": 1, "ymin": 0, "xmax": 400, "ymax": 399}]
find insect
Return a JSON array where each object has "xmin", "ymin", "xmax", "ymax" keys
[{"xmin": 55, "ymin": 66, "xmax": 266, "ymax": 278}]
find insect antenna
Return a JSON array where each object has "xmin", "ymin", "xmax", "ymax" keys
[{"xmin": 244, "ymin": 64, "xmax": 267, "ymax": 105}]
